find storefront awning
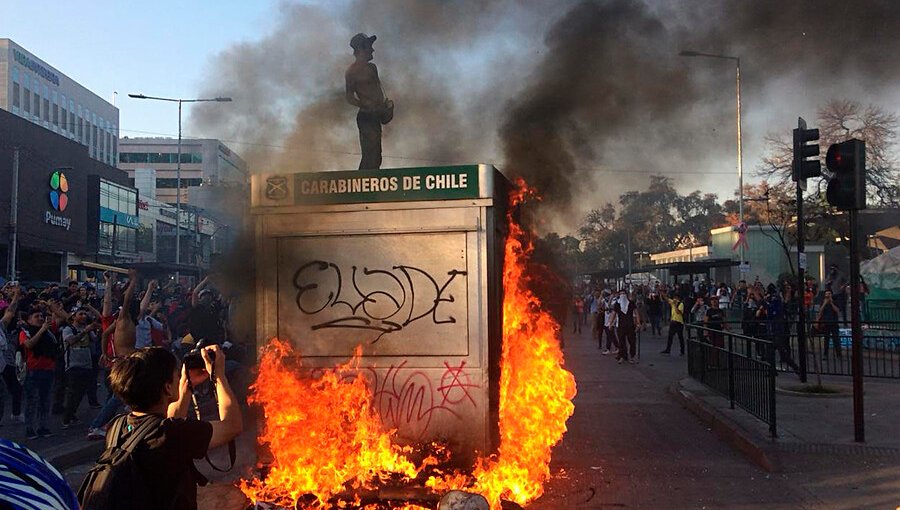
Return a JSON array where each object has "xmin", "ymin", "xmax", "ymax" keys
[{"xmin": 644, "ymin": 258, "xmax": 739, "ymax": 275}]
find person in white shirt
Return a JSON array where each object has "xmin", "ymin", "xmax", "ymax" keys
[{"xmin": 601, "ymin": 291, "xmax": 619, "ymax": 355}]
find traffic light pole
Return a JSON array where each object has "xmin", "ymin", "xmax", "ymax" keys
[
  {"xmin": 796, "ymin": 181, "xmax": 808, "ymax": 383},
  {"xmin": 793, "ymin": 117, "xmax": 818, "ymax": 383},
  {"xmin": 849, "ymin": 208, "xmax": 865, "ymax": 442}
]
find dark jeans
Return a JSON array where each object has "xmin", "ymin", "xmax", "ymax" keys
[
  {"xmin": 63, "ymin": 368, "xmax": 94, "ymax": 423},
  {"xmin": 572, "ymin": 310, "xmax": 582, "ymax": 333},
  {"xmin": 649, "ymin": 313, "xmax": 662, "ymax": 336},
  {"xmin": 601, "ymin": 326, "xmax": 618, "ymax": 350},
  {"xmin": 90, "ymin": 369, "xmax": 123, "ymax": 429},
  {"xmin": 53, "ymin": 356, "xmax": 66, "ymax": 413},
  {"xmin": 357, "ymin": 111, "xmax": 382, "ymax": 170},
  {"xmin": 1, "ymin": 364, "xmax": 23, "ymax": 416},
  {"xmin": 775, "ymin": 336, "xmax": 801, "ymax": 373},
  {"xmin": 617, "ymin": 326, "xmax": 637, "ymax": 360},
  {"xmin": 24, "ymin": 369, "xmax": 54, "ymax": 431},
  {"xmin": 665, "ymin": 321, "xmax": 684, "ymax": 353},
  {"xmin": 87, "ymin": 367, "xmax": 100, "ymax": 406},
  {"xmin": 822, "ymin": 325, "xmax": 842, "ymax": 358}
]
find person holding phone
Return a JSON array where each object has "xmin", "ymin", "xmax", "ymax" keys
[{"xmin": 19, "ymin": 308, "xmax": 59, "ymax": 439}]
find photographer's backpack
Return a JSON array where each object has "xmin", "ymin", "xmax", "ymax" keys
[{"xmin": 77, "ymin": 414, "xmax": 162, "ymax": 510}]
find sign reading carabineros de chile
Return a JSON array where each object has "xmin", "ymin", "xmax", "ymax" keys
[{"xmin": 293, "ymin": 165, "xmax": 480, "ymax": 205}]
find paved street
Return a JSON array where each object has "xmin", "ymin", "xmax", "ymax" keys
[
  {"xmin": 52, "ymin": 325, "xmax": 900, "ymax": 509},
  {"xmin": 531, "ymin": 326, "xmax": 900, "ymax": 510}
]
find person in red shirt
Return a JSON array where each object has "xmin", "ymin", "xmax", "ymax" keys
[{"xmin": 19, "ymin": 308, "xmax": 59, "ymax": 439}]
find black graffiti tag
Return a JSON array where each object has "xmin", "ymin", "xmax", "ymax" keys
[{"xmin": 292, "ymin": 260, "xmax": 466, "ymax": 342}]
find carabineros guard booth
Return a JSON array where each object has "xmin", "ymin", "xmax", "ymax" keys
[{"xmin": 251, "ymin": 164, "xmax": 508, "ymax": 464}]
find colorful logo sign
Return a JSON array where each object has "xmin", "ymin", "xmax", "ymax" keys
[{"xmin": 49, "ymin": 170, "xmax": 69, "ymax": 212}]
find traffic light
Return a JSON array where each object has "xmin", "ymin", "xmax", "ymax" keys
[
  {"xmin": 826, "ymin": 139, "xmax": 866, "ymax": 210},
  {"xmin": 792, "ymin": 119, "xmax": 821, "ymax": 183}
]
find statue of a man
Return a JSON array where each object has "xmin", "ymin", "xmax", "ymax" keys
[{"xmin": 345, "ymin": 33, "xmax": 393, "ymax": 170}]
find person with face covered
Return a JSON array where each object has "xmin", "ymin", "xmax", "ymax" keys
[{"xmin": 615, "ymin": 289, "xmax": 640, "ymax": 364}]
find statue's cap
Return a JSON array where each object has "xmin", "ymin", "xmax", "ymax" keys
[{"xmin": 350, "ymin": 33, "xmax": 377, "ymax": 50}]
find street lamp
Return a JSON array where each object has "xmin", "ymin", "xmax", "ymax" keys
[
  {"xmin": 679, "ymin": 50, "xmax": 744, "ymax": 267},
  {"xmin": 127, "ymin": 94, "xmax": 231, "ymax": 275}
]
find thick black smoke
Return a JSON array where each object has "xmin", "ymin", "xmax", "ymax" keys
[{"xmin": 189, "ymin": 0, "xmax": 900, "ymax": 221}]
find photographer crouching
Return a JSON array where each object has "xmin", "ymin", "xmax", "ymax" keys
[{"xmin": 78, "ymin": 344, "xmax": 243, "ymax": 510}]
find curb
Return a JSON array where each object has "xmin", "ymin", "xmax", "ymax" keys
[
  {"xmin": 667, "ymin": 382, "xmax": 779, "ymax": 473},
  {"xmin": 45, "ymin": 439, "xmax": 104, "ymax": 471}
]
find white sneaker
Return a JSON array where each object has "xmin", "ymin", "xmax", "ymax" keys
[
  {"xmin": 10, "ymin": 414, "xmax": 24, "ymax": 423},
  {"xmin": 87, "ymin": 427, "xmax": 107, "ymax": 440},
  {"xmin": 601, "ymin": 349, "xmax": 610, "ymax": 355},
  {"xmin": 630, "ymin": 356, "xmax": 640, "ymax": 364},
  {"xmin": 611, "ymin": 348, "xmax": 619, "ymax": 355}
]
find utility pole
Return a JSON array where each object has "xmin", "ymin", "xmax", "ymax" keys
[
  {"xmin": 8, "ymin": 148, "xmax": 19, "ymax": 281},
  {"xmin": 626, "ymin": 230, "xmax": 632, "ymax": 290}
]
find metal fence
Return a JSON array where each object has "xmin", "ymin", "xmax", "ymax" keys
[
  {"xmin": 865, "ymin": 300, "xmax": 900, "ymax": 323},
  {"xmin": 685, "ymin": 324, "xmax": 777, "ymax": 437},
  {"xmin": 720, "ymin": 319, "xmax": 900, "ymax": 379}
]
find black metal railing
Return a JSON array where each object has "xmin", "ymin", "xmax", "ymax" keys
[
  {"xmin": 714, "ymin": 319, "xmax": 900, "ymax": 379},
  {"xmin": 865, "ymin": 300, "xmax": 900, "ymax": 323},
  {"xmin": 685, "ymin": 323, "xmax": 777, "ymax": 437}
]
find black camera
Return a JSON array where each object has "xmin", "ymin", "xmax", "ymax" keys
[
  {"xmin": 183, "ymin": 349, "xmax": 206, "ymax": 370},
  {"xmin": 183, "ymin": 339, "xmax": 212, "ymax": 371}
]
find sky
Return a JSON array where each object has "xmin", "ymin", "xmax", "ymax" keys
[
  {"xmin": 3, "ymin": 0, "xmax": 275, "ymax": 139},
  {"xmin": 4, "ymin": 0, "xmax": 899, "ymax": 232}
]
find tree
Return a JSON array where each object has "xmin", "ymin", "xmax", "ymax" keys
[
  {"xmin": 759, "ymin": 99, "xmax": 900, "ymax": 206},
  {"xmin": 741, "ymin": 181, "xmax": 797, "ymax": 276},
  {"xmin": 577, "ymin": 175, "xmax": 728, "ymax": 272}
]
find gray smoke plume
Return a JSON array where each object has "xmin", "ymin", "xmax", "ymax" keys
[{"xmin": 189, "ymin": 0, "xmax": 900, "ymax": 222}]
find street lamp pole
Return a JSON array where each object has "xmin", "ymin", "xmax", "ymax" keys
[
  {"xmin": 679, "ymin": 50, "xmax": 744, "ymax": 268},
  {"xmin": 127, "ymin": 94, "xmax": 231, "ymax": 279}
]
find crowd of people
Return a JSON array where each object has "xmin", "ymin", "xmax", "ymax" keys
[
  {"xmin": 0, "ymin": 271, "xmax": 245, "ymax": 441},
  {"xmin": 571, "ymin": 264, "xmax": 866, "ymax": 372}
]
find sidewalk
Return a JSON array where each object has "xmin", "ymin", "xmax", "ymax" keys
[
  {"xmin": 671, "ymin": 366, "xmax": 900, "ymax": 470},
  {"xmin": 0, "ymin": 383, "xmax": 108, "ymax": 471}
]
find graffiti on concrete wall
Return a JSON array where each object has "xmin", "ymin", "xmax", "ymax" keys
[
  {"xmin": 292, "ymin": 260, "xmax": 467, "ymax": 342},
  {"xmin": 367, "ymin": 360, "xmax": 480, "ymax": 441}
]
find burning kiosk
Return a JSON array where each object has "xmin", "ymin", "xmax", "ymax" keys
[{"xmin": 251, "ymin": 164, "xmax": 508, "ymax": 467}]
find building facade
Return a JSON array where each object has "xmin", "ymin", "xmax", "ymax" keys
[
  {"xmin": 0, "ymin": 109, "xmax": 132, "ymax": 281},
  {"xmin": 117, "ymin": 137, "xmax": 248, "ymax": 204},
  {"xmin": 708, "ymin": 225, "xmax": 825, "ymax": 285},
  {"xmin": 119, "ymin": 138, "xmax": 248, "ymax": 256},
  {"xmin": 0, "ymin": 39, "xmax": 119, "ymax": 167},
  {"xmin": 136, "ymin": 195, "xmax": 221, "ymax": 268}
]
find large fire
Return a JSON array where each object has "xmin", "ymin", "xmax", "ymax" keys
[
  {"xmin": 241, "ymin": 180, "xmax": 576, "ymax": 509},
  {"xmin": 240, "ymin": 343, "xmax": 419, "ymax": 507}
]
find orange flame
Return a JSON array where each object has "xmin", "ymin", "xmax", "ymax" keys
[
  {"xmin": 240, "ymin": 342, "xmax": 419, "ymax": 507},
  {"xmin": 429, "ymin": 179, "xmax": 577, "ymax": 507},
  {"xmin": 477, "ymin": 180, "xmax": 577, "ymax": 506},
  {"xmin": 242, "ymin": 178, "xmax": 575, "ymax": 509}
]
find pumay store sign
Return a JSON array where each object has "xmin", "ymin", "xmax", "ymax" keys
[{"xmin": 45, "ymin": 170, "xmax": 72, "ymax": 231}]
